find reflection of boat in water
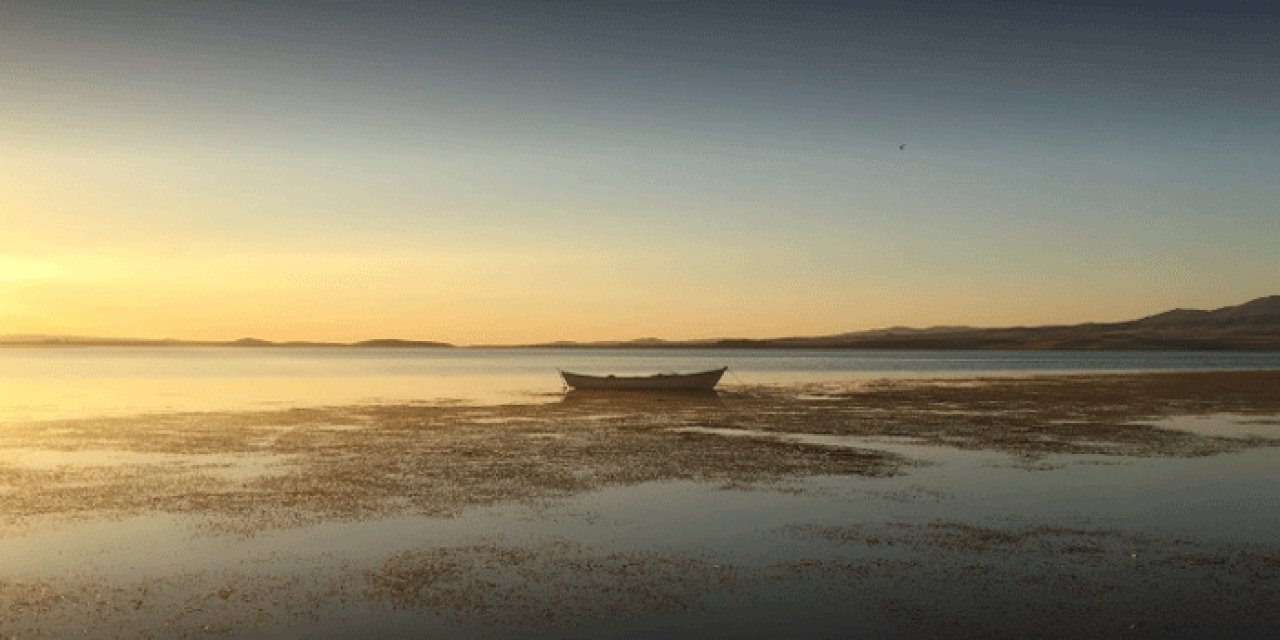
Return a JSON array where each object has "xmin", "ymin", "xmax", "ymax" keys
[
  {"xmin": 560, "ymin": 388, "xmax": 724, "ymax": 409},
  {"xmin": 559, "ymin": 367, "xmax": 727, "ymax": 392}
]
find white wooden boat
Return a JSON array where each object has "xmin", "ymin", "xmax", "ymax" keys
[{"xmin": 559, "ymin": 367, "xmax": 727, "ymax": 392}]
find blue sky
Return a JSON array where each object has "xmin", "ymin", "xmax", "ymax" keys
[{"xmin": 1, "ymin": 1, "xmax": 1277, "ymax": 342}]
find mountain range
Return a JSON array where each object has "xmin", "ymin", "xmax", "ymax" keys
[
  {"xmin": 4, "ymin": 295, "xmax": 1278, "ymax": 350},
  {"xmin": 519, "ymin": 295, "xmax": 1280, "ymax": 350}
]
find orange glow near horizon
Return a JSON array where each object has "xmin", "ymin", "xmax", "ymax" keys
[
  {"xmin": 2, "ymin": 4, "xmax": 1276, "ymax": 345},
  {"xmin": 4, "ymin": 146, "xmax": 1272, "ymax": 345},
  {"xmin": 1, "ymin": 237, "xmax": 1271, "ymax": 345}
]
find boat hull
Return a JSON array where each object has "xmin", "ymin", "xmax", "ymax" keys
[{"xmin": 560, "ymin": 367, "xmax": 727, "ymax": 392}]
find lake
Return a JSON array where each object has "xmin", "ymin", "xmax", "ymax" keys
[
  {"xmin": 2, "ymin": 351, "xmax": 1279, "ymax": 638},
  {"xmin": 3, "ymin": 347, "xmax": 1279, "ymax": 421}
]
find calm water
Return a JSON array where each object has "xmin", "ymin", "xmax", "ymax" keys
[
  {"xmin": 3, "ymin": 348, "xmax": 1279, "ymax": 637},
  {"xmin": 5, "ymin": 439, "xmax": 1279, "ymax": 638},
  {"xmin": 2, "ymin": 347, "xmax": 1279, "ymax": 421}
]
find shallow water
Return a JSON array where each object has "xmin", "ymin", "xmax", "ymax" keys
[
  {"xmin": 672, "ymin": 427, "xmax": 1280, "ymax": 542},
  {"xmin": 3, "ymin": 367, "xmax": 1279, "ymax": 637},
  {"xmin": 3, "ymin": 346, "xmax": 1279, "ymax": 420},
  {"xmin": 3, "ymin": 421, "xmax": 1278, "ymax": 638}
]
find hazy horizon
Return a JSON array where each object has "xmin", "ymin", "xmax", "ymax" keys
[
  {"xmin": 3, "ymin": 1, "xmax": 1278, "ymax": 344},
  {"xmin": 2, "ymin": 291, "xmax": 1276, "ymax": 348}
]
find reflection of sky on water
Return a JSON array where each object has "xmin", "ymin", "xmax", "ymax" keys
[
  {"xmin": 3, "ymin": 347, "xmax": 1279, "ymax": 421},
  {"xmin": 2, "ymin": 416, "xmax": 1278, "ymax": 637},
  {"xmin": 0, "ymin": 374, "xmax": 556, "ymax": 422},
  {"xmin": 1142, "ymin": 413, "xmax": 1280, "ymax": 439},
  {"xmin": 6, "ymin": 431, "xmax": 1278, "ymax": 578}
]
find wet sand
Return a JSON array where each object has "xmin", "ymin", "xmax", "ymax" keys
[{"xmin": 2, "ymin": 371, "xmax": 1279, "ymax": 638}]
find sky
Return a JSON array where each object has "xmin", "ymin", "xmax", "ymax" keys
[{"xmin": 1, "ymin": 1, "xmax": 1277, "ymax": 344}]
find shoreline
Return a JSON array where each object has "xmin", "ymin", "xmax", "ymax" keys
[{"xmin": 7, "ymin": 341, "xmax": 1280, "ymax": 351}]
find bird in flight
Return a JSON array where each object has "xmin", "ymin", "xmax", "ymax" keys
[{"xmin": 899, "ymin": 144, "xmax": 906, "ymax": 151}]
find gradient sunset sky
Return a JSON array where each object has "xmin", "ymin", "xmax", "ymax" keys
[{"xmin": 2, "ymin": 1, "xmax": 1277, "ymax": 343}]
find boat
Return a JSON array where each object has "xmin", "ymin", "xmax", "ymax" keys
[{"xmin": 559, "ymin": 367, "xmax": 728, "ymax": 392}]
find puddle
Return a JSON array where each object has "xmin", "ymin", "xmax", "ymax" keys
[{"xmin": 1145, "ymin": 413, "xmax": 1280, "ymax": 439}]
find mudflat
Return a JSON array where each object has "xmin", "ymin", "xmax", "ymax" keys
[{"xmin": 2, "ymin": 371, "xmax": 1279, "ymax": 638}]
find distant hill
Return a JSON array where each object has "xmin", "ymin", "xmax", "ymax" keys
[
  {"xmin": 517, "ymin": 295, "xmax": 1280, "ymax": 350},
  {"xmin": 4, "ymin": 295, "xmax": 1278, "ymax": 350},
  {"xmin": 350, "ymin": 339, "xmax": 453, "ymax": 348},
  {"xmin": 0, "ymin": 336, "xmax": 453, "ymax": 348}
]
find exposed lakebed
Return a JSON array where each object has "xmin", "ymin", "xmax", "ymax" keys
[{"xmin": 2, "ymin": 372, "xmax": 1279, "ymax": 638}]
